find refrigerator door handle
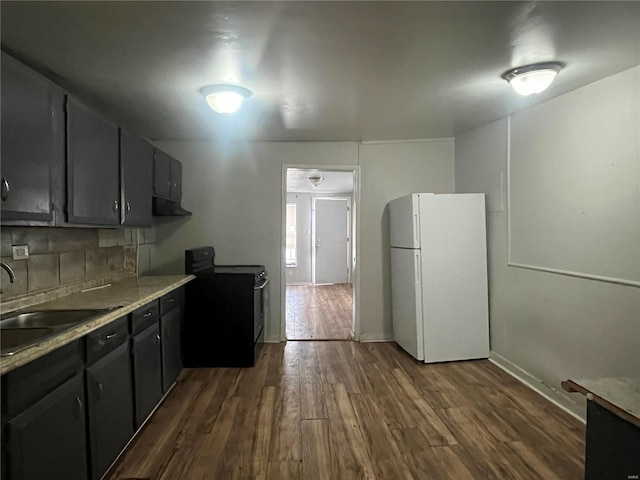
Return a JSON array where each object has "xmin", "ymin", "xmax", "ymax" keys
[
  {"xmin": 415, "ymin": 253, "xmax": 421, "ymax": 284},
  {"xmin": 414, "ymin": 214, "xmax": 420, "ymax": 246}
]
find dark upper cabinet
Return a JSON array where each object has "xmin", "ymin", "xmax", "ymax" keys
[
  {"xmin": 66, "ymin": 97, "xmax": 120, "ymax": 225},
  {"xmin": 0, "ymin": 52, "xmax": 62, "ymax": 224},
  {"xmin": 121, "ymin": 130, "xmax": 153, "ymax": 226},
  {"xmin": 6, "ymin": 374, "xmax": 88, "ymax": 480},
  {"xmin": 153, "ymin": 149, "xmax": 182, "ymax": 201}
]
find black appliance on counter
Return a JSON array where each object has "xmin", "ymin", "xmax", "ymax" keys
[{"xmin": 184, "ymin": 247, "xmax": 268, "ymax": 367}]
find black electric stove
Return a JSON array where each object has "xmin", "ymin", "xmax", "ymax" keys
[{"xmin": 184, "ymin": 247, "xmax": 268, "ymax": 367}]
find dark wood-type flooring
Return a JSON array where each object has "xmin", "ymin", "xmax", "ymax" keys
[
  {"xmin": 286, "ymin": 284, "xmax": 353, "ymax": 340},
  {"xmin": 106, "ymin": 341, "xmax": 585, "ymax": 480}
]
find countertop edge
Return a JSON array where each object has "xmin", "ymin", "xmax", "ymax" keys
[
  {"xmin": 0, "ymin": 275, "xmax": 195, "ymax": 376},
  {"xmin": 562, "ymin": 378, "xmax": 640, "ymax": 429}
]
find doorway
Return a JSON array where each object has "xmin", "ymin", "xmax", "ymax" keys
[{"xmin": 281, "ymin": 166, "xmax": 359, "ymax": 341}]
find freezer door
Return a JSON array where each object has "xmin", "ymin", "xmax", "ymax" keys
[
  {"xmin": 389, "ymin": 194, "xmax": 424, "ymax": 249},
  {"xmin": 390, "ymin": 247, "xmax": 424, "ymax": 361}
]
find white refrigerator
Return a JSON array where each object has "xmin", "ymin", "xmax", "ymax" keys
[{"xmin": 389, "ymin": 193, "xmax": 490, "ymax": 363}]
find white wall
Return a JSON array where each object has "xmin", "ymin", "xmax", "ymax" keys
[
  {"xmin": 149, "ymin": 140, "xmax": 454, "ymax": 342},
  {"xmin": 455, "ymin": 67, "xmax": 640, "ymax": 419}
]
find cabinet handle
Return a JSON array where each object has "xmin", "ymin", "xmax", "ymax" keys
[
  {"xmin": 168, "ymin": 298, "xmax": 175, "ymax": 303},
  {"xmin": 126, "ymin": 202, "xmax": 131, "ymax": 211},
  {"xmin": 167, "ymin": 181, "xmax": 171, "ymax": 190},
  {"xmin": 112, "ymin": 200, "xmax": 119, "ymax": 212},
  {"xmin": 156, "ymin": 333, "xmax": 161, "ymax": 347},
  {"xmin": 144, "ymin": 312, "xmax": 153, "ymax": 318},
  {"xmin": 1, "ymin": 178, "xmax": 9, "ymax": 201},
  {"xmin": 106, "ymin": 332, "xmax": 117, "ymax": 339},
  {"xmin": 74, "ymin": 397, "xmax": 84, "ymax": 417},
  {"xmin": 96, "ymin": 381, "xmax": 104, "ymax": 399}
]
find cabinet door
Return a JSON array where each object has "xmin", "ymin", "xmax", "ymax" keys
[
  {"xmin": 66, "ymin": 98, "xmax": 120, "ymax": 225},
  {"xmin": 132, "ymin": 323, "xmax": 163, "ymax": 428},
  {"xmin": 86, "ymin": 342, "xmax": 134, "ymax": 480},
  {"xmin": 0, "ymin": 53, "xmax": 55, "ymax": 223},
  {"xmin": 161, "ymin": 307, "xmax": 182, "ymax": 391},
  {"xmin": 153, "ymin": 149, "xmax": 171, "ymax": 198},
  {"xmin": 169, "ymin": 158, "xmax": 182, "ymax": 201},
  {"xmin": 121, "ymin": 130, "xmax": 153, "ymax": 226},
  {"xmin": 6, "ymin": 374, "xmax": 87, "ymax": 480}
]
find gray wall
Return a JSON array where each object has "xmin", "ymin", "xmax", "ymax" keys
[
  {"xmin": 455, "ymin": 67, "xmax": 640, "ymax": 418},
  {"xmin": 148, "ymin": 139, "xmax": 454, "ymax": 342}
]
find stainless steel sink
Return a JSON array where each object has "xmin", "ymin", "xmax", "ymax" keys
[
  {"xmin": 0, "ymin": 309, "xmax": 113, "ymax": 329},
  {"xmin": 0, "ymin": 328, "xmax": 55, "ymax": 351},
  {"xmin": 0, "ymin": 308, "xmax": 116, "ymax": 356}
]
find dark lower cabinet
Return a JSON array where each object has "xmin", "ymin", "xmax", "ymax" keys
[
  {"xmin": 132, "ymin": 323, "xmax": 163, "ymax": 428},
  {"xmin": 1, "ymin": 288, "xmax": 186, "ymax": 480},
  {"xmin": 86, "ymin": 342, "xmax": 134, "ymax": 480},
  {"xmin": 585, "ymin": 400, "xmax": 640, "ymax": 480},
  {"xmin": 6, "ymin": 374, "xmax": 87, "ymax": 480},
  {"xmin": 160, "ymin": 307, "xmax": 182, "ymax": 392}
]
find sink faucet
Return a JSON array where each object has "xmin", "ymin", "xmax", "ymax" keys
[{"xmin": 1, "ymin": 262, "xmax": 16, "ymax": 283}]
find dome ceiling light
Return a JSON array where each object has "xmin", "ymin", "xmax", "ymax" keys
[
  {"xmin": 502, "ymin": 62, "xmax": 565, "ymax": 96},
  {"xmin": 308, "ymin": 175, "xmax": 324, "ymax": 187},
  {"xmin": 201, "ymin": 84, "xmax": 251, "ymax": 114}
]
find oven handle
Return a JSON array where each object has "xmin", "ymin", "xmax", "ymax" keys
[{"xmin": 254, "ymin": 279, "xmax": 269, "ymax": 290}]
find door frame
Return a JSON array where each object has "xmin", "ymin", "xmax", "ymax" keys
[
  {"xmin": 281, "ymin": 164, "xmax": 361, "ymax": 341},
  {"xmin": 312, "ymin": 196, "xmax": 352, "ymax": 285}
]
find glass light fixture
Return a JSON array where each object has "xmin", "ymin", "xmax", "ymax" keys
[
  {"xmin": 201, "ymin": 84, "xmax": 251, "ymax": 114},
  {"xmin": 308, "ymin": 175, "xmax": 324, "ymax": 187},
  {"xmin": 502, "ymin": 62, "xmax": 564, "ymax": 96}
]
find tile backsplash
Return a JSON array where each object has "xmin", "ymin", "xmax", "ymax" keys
[{"xmin": 0, "ymin": 226, "xmax": 156, "ymax": 301}]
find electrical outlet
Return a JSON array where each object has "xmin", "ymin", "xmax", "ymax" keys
[{"xmin": 12, "ymin": 245, "xmax": 29, "ymax": 260}]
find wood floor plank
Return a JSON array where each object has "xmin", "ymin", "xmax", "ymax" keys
[
  {"xmin": 107, "ymin": 379, "xmax": 203, "ymax": 479},
  {"xmin": 350, "ymin": 393, "xmax": 415, "ymax": 480},
  {"xmin": 269, "ymin": 375, "xmax": 302, "ymax": 462},
  {"xmin": 266, "ymin": 461, "xmax": 302, "ymax": 480},
  {"xmin": 106, "ymin": 342, "xmax": 585, "ymax": 480},
  {"xmin": 253, "ymin": 386, "xmax": 277, "ymax": 479},
  {"xmin": 301, "ymin": 419, "xmax": 333, "ymax": 480},
  {"xmin": 324, "ymin": 383, "xmax": 377, "ymax": 480},
  {"xmin": 392, "ymin": 367, "xmax": 459, "ymax": 446}
]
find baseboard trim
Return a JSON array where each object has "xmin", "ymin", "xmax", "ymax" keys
[
  {"xmin": 489, "ymin": 352, "xmax": 586, "ymax": 424},
  {"xmin": 359, "ymin": 334, "xmax": 394, "ymax": 342}
]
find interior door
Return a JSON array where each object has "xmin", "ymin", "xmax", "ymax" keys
[{"xmin": 313, "ymin": 198, "xmax": 349, "ymax": 284}]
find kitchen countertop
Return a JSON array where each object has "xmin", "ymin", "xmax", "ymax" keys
[
  {"xmin": 562, "ymin": 377, "xmax": 640, "ymax": 428},
  {"xmin": 0, "ymin": 275, "xmax": 195, "ymax": 375}
]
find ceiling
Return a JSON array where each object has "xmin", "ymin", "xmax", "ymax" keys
[{"xmin": 1, "ymin": 1, "xmax": 639, "ymax": 143}]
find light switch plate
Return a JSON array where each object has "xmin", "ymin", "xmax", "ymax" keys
[{"xmin": 12, "ymin": 245, "xmax": 29, "ymax": 260}]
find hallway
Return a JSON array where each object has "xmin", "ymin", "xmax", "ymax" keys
[{"xmin": 286, "ymin": 284, "xmax": 352, "ymax": 340}]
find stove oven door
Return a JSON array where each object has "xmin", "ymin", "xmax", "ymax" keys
[{"xmin": 253, "ymin": 278, "xmax": 269, "ymax": 341}]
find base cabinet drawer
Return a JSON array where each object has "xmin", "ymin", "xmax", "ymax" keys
[
  {"xmin": 6, "ymin": 374, "xmax": 87, "ymax": 480},
  {"xmin": 86, "ymin": 342, "xmax": 134, "ymax": 480}
]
